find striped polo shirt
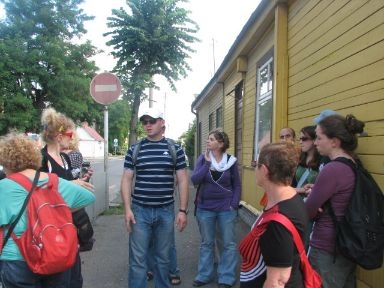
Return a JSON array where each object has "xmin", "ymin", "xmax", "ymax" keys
[{"xmin": 124, "ymin": 137, "xmax": 187, "ymax": 207}]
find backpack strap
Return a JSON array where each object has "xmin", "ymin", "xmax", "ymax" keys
[
  {"xmin": 131, "ymin": 140, "xmax": 143, "ymax": 166},
  {"xmin": 262, "ymin": 213, "xmax": 305, "ymax": 254},
  {"xmin": 165, "ymin": 138, "xmax": 177, "ymax": 168},
  {"xmin": 132, "ymin": 138, "xmax": 177, "ymax": 168},
  {"xmin": 1, "ymin": 171, "xmax": 40, "ymax": 251}
]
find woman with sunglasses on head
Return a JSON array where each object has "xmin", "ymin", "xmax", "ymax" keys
[
  {"xmin": 0, "ymin": 132, "xmax": 95, "ymax": 288},
  {"xmin": 191, "ymin": 129, "xmax": 241, "ymax": 288},
  {"xmin": 40, "ymin": 107, "xmax": 93, "ymax": 288}
]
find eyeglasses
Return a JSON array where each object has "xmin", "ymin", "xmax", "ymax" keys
[
  {"xmin": 61, "ymin": 131, "xmax": 73, "ymax": 138},
  {"xmin": 251, "ymin": 160, "xmax": 262, "ymax": 168},
  {"xmin": 141, "ymin": 118, "xmax": 158, "ymax": 125},
  {"xmin": 299, "ymin": 136, "xmax": 311, "ymax": 142}
]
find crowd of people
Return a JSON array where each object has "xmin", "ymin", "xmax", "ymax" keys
[{"xmin": 0, "ymin": 106, "xmax": 369, "ymax": 288}]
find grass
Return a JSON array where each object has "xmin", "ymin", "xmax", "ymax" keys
[{"xmin": 101, "ymin": 204, "xmax": 124, "ymax": 215}]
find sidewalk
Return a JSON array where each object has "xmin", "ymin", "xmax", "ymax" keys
[{"xmin": 81, "ymin": 182, "xmax": 254, "ymax": 288}]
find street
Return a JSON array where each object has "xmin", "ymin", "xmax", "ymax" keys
[{"xmin": 81, "ymin": 158, "xmax": 251, "ymax": 288}]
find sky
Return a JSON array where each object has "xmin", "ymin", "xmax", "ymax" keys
[
  {"xmin": 80, "ymin": 0, "xmax": 261, "ymax": 139},
  {"xmin": 0, "ymin": 1, "xmax": 261, "ymax": 139}
]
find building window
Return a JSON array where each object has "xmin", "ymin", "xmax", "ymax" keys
[
  {"xmin": 209, "ymin": 113, "xmax": 214, "ymax": 131},
  {"xmin": 216, "ymin": 107, "xmax": 222, "ymax": 128},
  {"xmin": 254, "ymin": 57, "xmax": 273, "ymax": 159}
]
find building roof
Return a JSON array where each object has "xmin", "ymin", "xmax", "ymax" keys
[{"xmin": 78, "ymin": 122, "xmax": 104, "ymax": 142}]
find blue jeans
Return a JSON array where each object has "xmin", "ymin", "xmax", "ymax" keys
[
  {"xmin": 308, "ymin": 246, "xmax": 356, "ymax": 288},
  {"xmin": 148, "ymin": 231, "xmax": 180, "ymax": 277},
  {"xmin": 129, "ymin": 203, "xmax": 175, "ymax": 288},
  {"xmin": 195, "ymin": 208, "xmax": 238, "ymax": 285},
  {"xmin": 0, "ymin": 260, "xmax": 70, "ymax": 288},
  {"xmin": 69, "ymin": 252, "xmax": 82, "ymax": 288}
]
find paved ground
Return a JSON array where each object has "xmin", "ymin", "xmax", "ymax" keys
[{"xmin": 82, "ymin": 182, "xmax": 254, "ymax": 288}]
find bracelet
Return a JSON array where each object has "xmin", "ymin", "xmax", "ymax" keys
[{"xmin": 179, "ymin": 209, "xmax": 188, "ymax": 215}]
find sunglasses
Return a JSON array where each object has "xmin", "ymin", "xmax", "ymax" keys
[
  {"xmin": 141, "ymin": 118, "xmax": 158, "ymax": 125},
  {"xmin": 61, "ymin": 131, "xmax": 73, "ymax": 138},
  {"xmin": 299, "ymin": 136, "xmax": 311, "ymax": 142}
]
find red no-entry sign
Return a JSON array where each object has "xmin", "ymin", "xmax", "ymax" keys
[{"xmin": 90, "ymin": 72, "xmax": 122, "ymax": 105}]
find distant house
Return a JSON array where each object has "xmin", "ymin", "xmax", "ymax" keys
[{"xmin": 77, "ymin": 122, "xmax": 104, "ymax": 158}]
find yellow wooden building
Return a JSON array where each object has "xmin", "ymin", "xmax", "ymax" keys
[{"xmin": 191, "ymin": 0, "xmax": 384, "ymax": 287}]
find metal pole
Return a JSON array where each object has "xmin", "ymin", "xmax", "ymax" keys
[{"xmin": 104, "ymin": 106, "xmax": 109, "ymax": 209}]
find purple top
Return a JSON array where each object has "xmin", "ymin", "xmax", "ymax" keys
[
  {"xmin": 305, "ymin": 161, "xmax": 355, "ymax": 253},
  {"xmin": 191, "ymin": 154, "xmax": 241, "ymax": 211}
]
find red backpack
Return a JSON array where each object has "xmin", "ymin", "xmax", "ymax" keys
[
  {"xmin": 240, "ymin": 212, "xmax": 322, "ymax": 288},
  {"xmin": 4, "ymin": 171, "xmax": 78, "ymax": 275}
]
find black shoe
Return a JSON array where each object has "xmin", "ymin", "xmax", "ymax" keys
[
  {"xmin": 218, "ymin": 284, "xmax": 232, "ymax": 288},
  {"xmin": 193, "ymin": 280, "xmax": 208, "ymax": 287}
]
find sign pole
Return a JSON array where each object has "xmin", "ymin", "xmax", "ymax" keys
[
  {"xmin": 89, "ymin": 72, "xmax": 121, "ymax": 211},
  {"xmin": 104, "ymin": 105, "xmax": 109, "ymax": 210}
]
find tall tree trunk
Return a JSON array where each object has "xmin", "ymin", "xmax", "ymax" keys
[{"xmin": 128, "ymin": 93, "xmax": 141, "ymax": 146}]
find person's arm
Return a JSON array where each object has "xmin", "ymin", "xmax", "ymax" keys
[
  {"xmin": 190, "ymin": 155, "xmax": 210, "ymax": 185},
  {"xmin": 120, "ymin": 169, "xmax": 136, "ymax": 232},
  {"xmin": 230, "ymin": 162, "xmax": 241, "ymax": 209},
  {"xmin": 263, "ymin": 266, "xmax": 292, "ymax": 288},
  {"xmin": 175, "ymin": 168, "xmax": 189, "ymax": 232},
  {"xmin": 305, "ymin": 164, "xmax": 339, "ymax": 219}
]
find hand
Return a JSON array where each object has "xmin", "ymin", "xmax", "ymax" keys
[
  {"xmin": 204, "ymin": 149, "xmax": 210, "ymax": 161},
  {"xmin": 175, "ymin": 212, "xmax": 187, "ymax": 232},
  {"xmin": 74, "ymin": 179, "xmax": 94, "ymax": 192},
  {"xmin": 81, "ymin": 168, "xmax": 93, "ymax": 182},
  {"xmin": 303, "ymin": 183, "xmax": 314, "ymax": 196},
  {"xmin": 124, "ymin": 210, "xmax": 136, "ymax": 233}
]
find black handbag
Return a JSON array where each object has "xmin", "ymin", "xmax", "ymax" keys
[{"xmin": 72, "ymin": 208, "xmax": 95, "ymax": 252}]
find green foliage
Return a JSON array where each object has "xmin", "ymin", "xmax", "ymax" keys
[
  {"xmin": 108, "ymin": 99, "xmax": 131, "ymax": 153},
  {"xmin": 104, "ymin": 0, "xmax": 199, "ymax": 145},
  {"xmin": 101, "ymin": 204, "xmax": 124, "ymax": 215},
  {"xmin": 0, "ymin": 0, "xmax": 103, "ymax": 135},
  {"xmin": 178, "ymin": 120, "xmax": 195, "ymax": 169}
]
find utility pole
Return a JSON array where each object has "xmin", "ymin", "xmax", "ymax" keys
[{"xmin": 212, "ymin": 38, "xmax": 216, "ymax": 75}]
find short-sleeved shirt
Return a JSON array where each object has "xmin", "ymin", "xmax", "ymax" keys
[
  {"xmin": 123, "ymin": 138, "xmax": 187, "ymax": 207},
  {"xmin": 0, "ymin": 176, "xmax": 95, "ymax": 261},
  {"xmin": 240, "ymin": 194, "xmax": 308, "ymax": 288}
]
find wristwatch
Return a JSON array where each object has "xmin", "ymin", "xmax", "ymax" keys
[{"xmin": 179, "ymin": 209, "xmax": 188, "ymax": 215}]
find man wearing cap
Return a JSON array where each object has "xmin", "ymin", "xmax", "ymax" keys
[{"xmin": 120, "ymin": 107, "xmax": 189, "ymax": 288}]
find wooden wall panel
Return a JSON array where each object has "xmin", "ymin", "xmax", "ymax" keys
[{"xmin": 288, "ymin": 2, "xmax": 384, "ymax": 285}]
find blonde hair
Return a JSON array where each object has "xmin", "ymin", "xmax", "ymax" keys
[
  {"xmin": 0, "ymin": 132, "xmax": 42, "ymax": 173},
  {"xmin": 68, "ymin": 131, "xmax": 80, "ymax": 151},
  {"xmin": 41, "ymin": 107, "xmax": 75, "ymax": 144}
]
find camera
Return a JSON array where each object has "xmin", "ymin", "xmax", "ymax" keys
[{"xmin": 81, "ymin": 161, "xmax": 91, "ymax": 179}]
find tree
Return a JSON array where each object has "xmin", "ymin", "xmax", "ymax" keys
[
  {"xmin": 0, "ymin": 0, "xmax": 103, "ymax": 134},
  {"xmin": 104, "ymin": 0, "xmax": 199, "ymax": 145},
  {"xmin": 178, "ymin": 120, "xmax": 195, "ymax": 168}
]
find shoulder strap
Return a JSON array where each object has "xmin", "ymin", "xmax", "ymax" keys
[
  {"xmin": 132, "ymin": 139, "xmax": 143, "ymax": 166},
  {"xmin": 132, "ymin": 138, "xmax": 177, "ymax": 168},
  {"xmin": 165, "ymin": 138, "xmax": 177, "ymax": 167},
  {"xmin": 262, "ymin": 213, "xmax": 305, "ymax": 254},
  {"xmin": 2, "ymin": 171, "xmax": 40, "ymax": 251},
  {"xmin": 296, "ymin": 168, "xmax": 311, "ymax": 188}
]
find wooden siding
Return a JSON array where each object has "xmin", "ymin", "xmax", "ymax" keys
[
  {"xmin": 223, "ymin": 70, "xmax": 243, "ymax": 155},
  {"xmin": 196, "ymin": 85, "xmax": 223, "ymax": 153},
  {"xmin": 288, "ymin": 0, "xmax": 384, "ymax": 286},
  {"xmin": 240, "ymin": 26, "xmax": 275, "ymax": 210}
]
